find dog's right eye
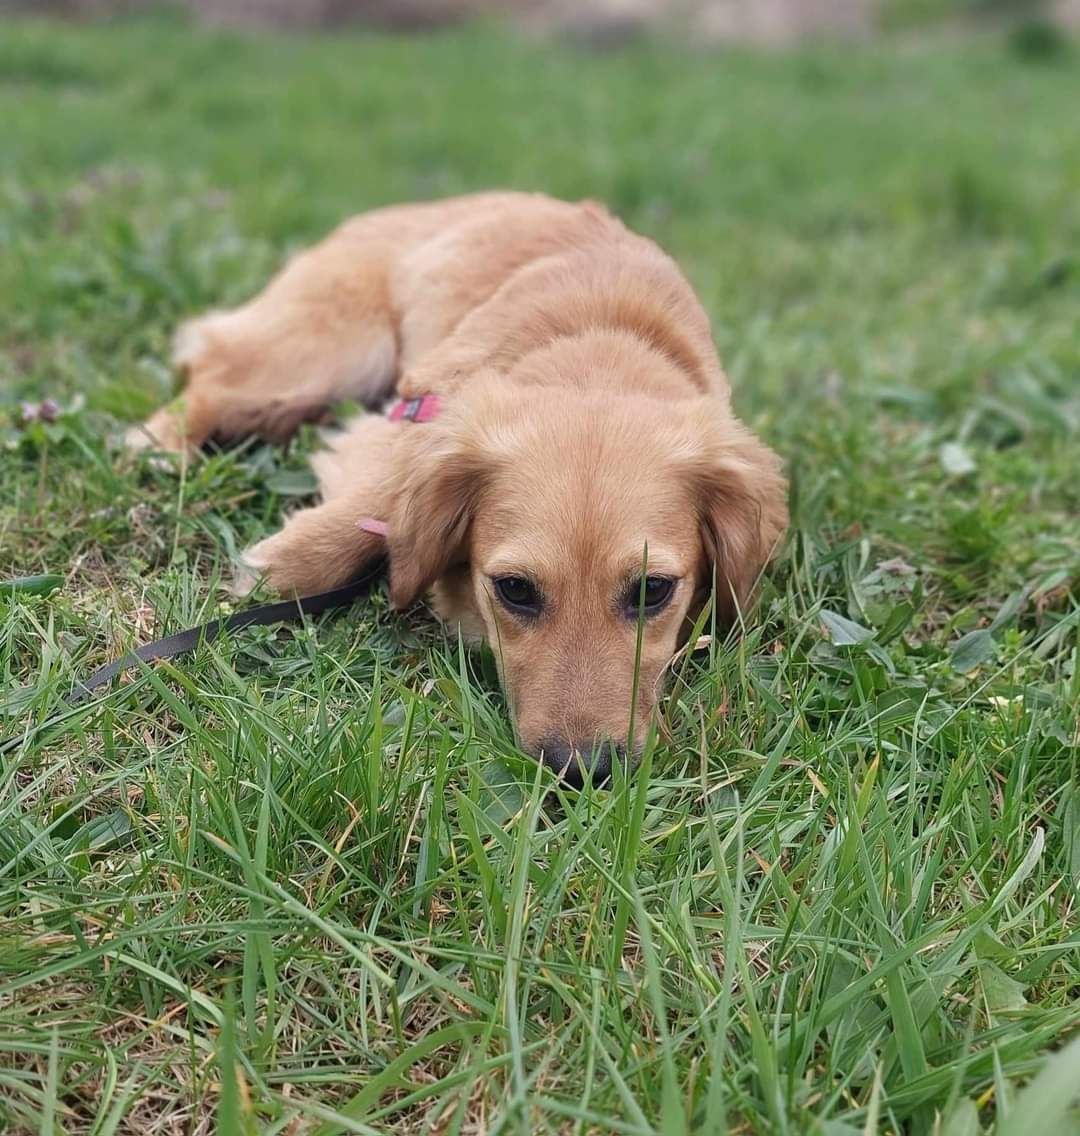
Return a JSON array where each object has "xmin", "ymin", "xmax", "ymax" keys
[{"xmin": 493, "ymin": 576, "xmax": 542, "ymax": 616}]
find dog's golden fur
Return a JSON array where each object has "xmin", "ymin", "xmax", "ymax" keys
[{"xmin": 129, "ymin": 192, "xmax": 787, "ymax": 781}]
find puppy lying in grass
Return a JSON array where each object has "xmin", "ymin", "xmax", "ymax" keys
[{"xmin": 128, "ymin": 192, "xmax": 788, "ymax": 783}]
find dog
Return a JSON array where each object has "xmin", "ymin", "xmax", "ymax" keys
[{"xmin": 127, "ymin": 192, "xmax": 788, "ymax": 783}]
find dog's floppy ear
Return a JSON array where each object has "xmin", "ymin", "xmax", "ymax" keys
[
  {"xmin": 386, "ymin": 419, "xmax": 489, "ymax": 610},
  {"xmin": 691, "ymin": 413, "xmax": 788, "ymax": 624}
]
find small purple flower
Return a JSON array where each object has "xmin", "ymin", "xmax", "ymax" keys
[{"xmin": 17, "ymin": 399, "xmax": 62, "ymax": 426}]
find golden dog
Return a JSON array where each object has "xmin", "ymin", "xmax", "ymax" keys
[{"xmin": 128, "ymin": 192, "xmax": 787, "ymax": 783}]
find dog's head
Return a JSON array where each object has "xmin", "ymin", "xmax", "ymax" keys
[{"xmin": 387, "ymin": 372, "xmax": 786, "ymax": 784}]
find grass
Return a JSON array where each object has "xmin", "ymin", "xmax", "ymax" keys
[{"xmin": 1, "ymin": 12, "xmax": 1079, "ymax": 1135}]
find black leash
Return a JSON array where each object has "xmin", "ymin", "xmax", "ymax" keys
[{"xmin": 1, "ymin": 563, "xmax": 384, "ymax": 756}]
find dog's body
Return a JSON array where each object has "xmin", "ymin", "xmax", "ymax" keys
[{"xmin": 130, "ymin": 192, "xmax": 787, "ymax": 781}]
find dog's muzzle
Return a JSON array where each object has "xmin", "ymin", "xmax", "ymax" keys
[{"xmin": 537, "ymin": 738, "xmax": 628, "ymax": 787}]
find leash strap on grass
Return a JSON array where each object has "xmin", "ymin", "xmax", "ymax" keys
[
  {"xmin": 70, "ymin": 565, "xmax": 385, "ymax": 703},
  {"xmin": 1, "ymin": 562, "xmax": 385, "ymax": 756}
]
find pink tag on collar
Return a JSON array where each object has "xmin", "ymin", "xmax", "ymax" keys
[
  {"xmin": 358, "ymin": 517, "xmax": 389, "ymax": 538},
  {"xmin": 389, "ymin": 394, "xmax": 441, "ymax": 424}
]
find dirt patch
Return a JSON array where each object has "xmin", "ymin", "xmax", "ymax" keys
[
  {"xmin": 2, "ymin": 0, "xmax": 1076, "ymax": 43},
  {"xmin": 696, "ymin": 0, "xmax": 874, "ymax": 44},
  {"xmin": 0, "ymin": 0, "xmax": 880, "ymax": 41}
]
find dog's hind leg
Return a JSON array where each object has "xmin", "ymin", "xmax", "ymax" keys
[{"xmin": 124, "ymin": 215, "xmax": 409, "ymax": 454}]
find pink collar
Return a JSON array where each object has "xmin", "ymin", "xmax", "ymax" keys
[
  {"xmin": 388, "ymin": 394, "xmax": 442, "ymax": 424},
  {"xmin": 359, "ymin": 394, "xmax": 441, "ymax": 537}
]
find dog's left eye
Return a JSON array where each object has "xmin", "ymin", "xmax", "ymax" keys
[
  {"xmin": 493, "ymin": 575, "xmax": 543, "ymax": 615},
  {"xmin": 624, "ymin": 576, "xmax": 676, "ymax": 617}
]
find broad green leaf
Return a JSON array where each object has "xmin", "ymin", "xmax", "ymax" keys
[
  {"xmin": 479, "ymin": 759, "xmax": 524, "ymax": 825},
  {"xmin": 973, "ymin": 926, "xmax": 1012, "ymax": 961},
  {"xmin": 997, "ymin": 1033, "xmax": 1080, "ymax": 1136},
  {"xmin": 66, "ymin": 809, "xmax": 134, "ymax": 854},
  {"xmin": 265, "ymin": 469, "xmax": 318, "ymax": 496},
  {"xmin": 820, "ymin": 609, "xmax": 874, "ymax": 646},
  {"xmin": 950, "ymin": 629, "xmax": 996, "ymax": 672},
  {"xmin": 989, "ymin": 588, "xmax": 1028, "ymax": 631},
  {"xmin": 978, "ymin": 961, "xmax": 1028, "ymax": 1025}
]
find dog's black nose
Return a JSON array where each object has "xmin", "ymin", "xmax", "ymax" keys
[{"xmin": 537, "ymin": 738, "xmax": 625, "ymax": 787}]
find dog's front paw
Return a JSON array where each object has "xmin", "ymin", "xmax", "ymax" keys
[
  {"xmin": 123, "ymin": 405, "xmax": 195, "ymax": 459},
  {"xmin": 230, "ymin": 538, "xmax": 275, "ymax": 599},
  {"xmin": 232, "ymin": 498, "xmax": 386, "ymax": 601}
]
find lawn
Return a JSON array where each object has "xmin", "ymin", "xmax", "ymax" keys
[{"xmin": 1, "ymin": 13, "xmax": 1079, "ymax": 1135}]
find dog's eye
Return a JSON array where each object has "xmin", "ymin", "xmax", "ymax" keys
[
  {"xmin": 493, "ymin": 576, "xmax": 542, "ymax": 615},
  {"xmin": 624, "ymin": 575, "xmax": 675, "ymax": 617}
]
